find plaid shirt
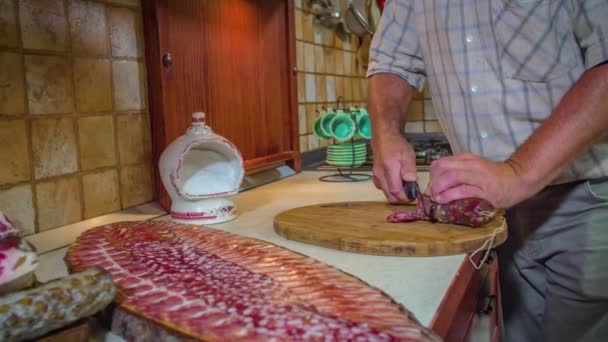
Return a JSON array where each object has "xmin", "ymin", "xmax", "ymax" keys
[{"xmin": 367, "ymin": 0, "xmax": 608, "ymax": 184}]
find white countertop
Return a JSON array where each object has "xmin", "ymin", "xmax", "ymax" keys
[{"xmin": 32, "ymin": 171, "xmax": 465, "ymax": 339}]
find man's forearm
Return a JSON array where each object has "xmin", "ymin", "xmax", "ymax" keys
[
  {"xmin": 368, "ymin": 73, "xmax": 414, "ymax": 138},
  {"xmin": 508, "ymin": 63, "xmax": 608, "ymax": 191}
]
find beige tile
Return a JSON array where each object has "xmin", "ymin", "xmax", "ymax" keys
[
  {"xmin": 334, "ymin": 49, "xmax": 344, "ymax": 75},
  {"xmin": 305, "ymin": 73, "xmax": 316, "ymax": 102},
  {"xmin": 407, "ymin": 100, "xmax": 424, "ymax": 121},
  {"xmin": 322, "ymin": 26, "xmax": 335, "ymax": 47},
  {"xmin": 0, "ymin": 52, "xmax": 26, "ymax": 115},
  {"xmin": 299, "ymin": 135, "xmax": 308, "ymax": 152},
  {"xmin": 334, "ymin": 27, "xmax": 344, "ymax": 49},
  {"xmin": 73, "ymin": 58, "xmax": 112, "ymax": 112},
  {"xmin": 351, "ymin": 34, "xmax": 359, "ymax": 52},
  {"xmin": 298, "ymin": 105, "xmax": 306, "ymax": 135},
  {"xmin": 113, "ymin": 60, "xmax": 145, "ymax": 110},
  {"xmin": 424, "ymin": 100, "xmax": 436, "ymax": 120},
  {"xmin": 109, "ymin": 7, "xmax": 142, "ymax": 58},
  {"xmin": 82, "ymin": 169, "xmax": 120, "ymax": 218},
  {"xmin": 0, "ymin": 120, "xmax": 30, "ymax": 185},
  {"xmin": 78, "ymin": 115, "xmax": 116, "ymax": 170},
  {"xmin": 342, "ymin": 33, "xmax": 352, "ymax": 51},
  {"xmin": 294, "ymin": 0, "xmax": 302, "ymax": 9},
  {"xmin": 68, "ymin": 0, "xmax": 109, "ymax": 56},
  {"xmin": 296, "ymin": 41, "xmax": 304, "ymax": 71},
  {"xmin": 302, "ymin": 11, "xmax": 313, "ymax": 42},
  {"xmin": 117, "ymin": 113, "xmax": 148, "ymax": 164},
  {"xmin": 423, "ymin": 83, "xmax": 432, "ymax": 99},
  {"xmin": 316, "ymin": 75, "xmax": 326, "ymax": 103},
  {"xmin": 352, "ymin": 52, "xmax": 359, "ymax": 75},
  {"xmin": 405, "ymin": 121, "xmax": 424, "ymax": 133},
  {"xmin": 351, "ymin": 77, "xmax": 362, "ymax": 101},
  {"xmin": 303, "ymin": 43, "xmax": 315, "ymax": 73},
  {"xmin": 36, "ymin": 176, "xmax": 81, "ymax": 231},
  {"xmin": 103, "ymin": 0, "xmax": 139, "ymax": 7},
  {"xmin": 326, "ymin": 76, "xmax": 336, "ymax": 102},
  {"xmin": 0, "ymin": 0, "xmax": 19, "ymax": 47},
  {"xmin": 31, "ymin": 117, "xmax": 78, "ymax": 179},
  {"xmin": 295, "ymin": 9, "xmax": 303, "ymax": 40},
  {"xmin": 297, "ymin": 72, "xmax": 305, "ymax": 103},
  {"xmin": 314, "ymin": 45, "xmax": 325, "ymax": 73},
  {"xmin": 0, "ymin": 184, "xmax": 35, "ymax": 235},
  {"xmin": 323, "ymin": 46, "xmax": 335, "ymax": 72},
  {"xmin": 424, "ymin": 120, "xmax": 443, "ymax": 133},
  {"xmin": 313, "ymin": 22, "xmax": 323, "ymax": 45},
  {"xmin": 25, "ymin": 55, "xmax": 74, "ymax": 114},
  {"xmin": 120, "ymin": 163, "xmax": 153, "ymax": 208},
  {"xmin": 305, "ymin": 104, "xmax": 317, "ymax": 134},
  {"xmin": 343, "ymin": 51, "xmax": 352, "ymax": 75},
  {"xmin": 19, "ymin": 0, "xmax": 68, "ymax": 51},
  {"xmin": 343, "ymin": 78, "xmax": 353, "ymax": 100},
  {"xmin": 307, "ymin": 133, "xmax": 319, "ymax": 151},
  {"xmin": 413, "ymin": 89, "xmax": 423, "ymax": 100},
  {"xmin": 335, "ymin": 77, "xmax": 344, "ymax": 99},
  {"xmin": 361, "ymin": 78, "xmax": 368, "ymax": 99}
]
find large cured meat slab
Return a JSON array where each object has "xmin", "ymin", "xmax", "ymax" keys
[{"xmin": 65, "ymin": 221, "xmax": 441, "ymax": 341}]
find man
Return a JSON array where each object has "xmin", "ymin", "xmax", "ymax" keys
[{"xmin": 366, "ymin": 1, "xmax": 608, "ymax": 341}]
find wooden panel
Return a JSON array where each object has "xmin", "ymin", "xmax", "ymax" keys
[
  {"xmin": 273, "ymin": 201, "xmax": 508, "ymax": 256},
  {"xmin": 142, "ymin": 0, "xmax": 300, "ymax": 210}
]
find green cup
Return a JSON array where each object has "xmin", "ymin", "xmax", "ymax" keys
[
  {"xmin": 313, "ymin": 112, "xmax": 331, "ymax": 140},
  {"xmin": 320, "ymin": 108, "xmax": 337, "ymax": 137},
  {"xmin": 329, "ymin": 110, "xmax": 356, "ymax": 141},
  {"xmin": 355, "ymin": 109, "xmax": 371, "ymax": 139}
]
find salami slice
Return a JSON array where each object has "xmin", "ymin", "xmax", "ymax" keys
[{"xmin": 66, "ymin": 221, "xmax": 440, "ymax": 342}]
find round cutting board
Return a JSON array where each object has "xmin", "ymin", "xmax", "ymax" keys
[{"xmin": 273, "ymin": 201, "xmax": 507, "ymax": 257}]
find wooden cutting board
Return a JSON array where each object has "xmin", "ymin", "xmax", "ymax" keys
[{"xmin": 273, "ymin": 201, "xmax": 507, "ymax": 257}]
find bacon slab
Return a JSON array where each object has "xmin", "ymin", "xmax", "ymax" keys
[{"xmin": 66, "ymin": 221, "xmax": 440, "ymax": 341}]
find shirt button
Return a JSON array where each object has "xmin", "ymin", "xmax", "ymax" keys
[
  {"xmin": 480, "ymin": 131, "xmax": 488, "ymax": 139},
  {"xmin": 466, "ymin": 35, "xmax": 473, "ymax": 43},
  {"xmin": 471, "ymin": 85, "xmax": 478, "ymax": 93}
]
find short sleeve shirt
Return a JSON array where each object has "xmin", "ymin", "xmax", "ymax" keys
[{"xmin": 367, "ymin": 0, "xmax": 608, "ymax": 184}]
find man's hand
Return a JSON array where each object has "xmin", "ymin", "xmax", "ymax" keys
[
  {"xmin": 371, "ymin": 133, "xmax": 417, "ymax": 203},
  {"xmin": 428, "ymin": 153, "xmax": 534, "ymax": 209}
]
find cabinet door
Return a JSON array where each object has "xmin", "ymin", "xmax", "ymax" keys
[{"xmin": 142, "ymin": 0, "xmax": 300, "ymax": 210}]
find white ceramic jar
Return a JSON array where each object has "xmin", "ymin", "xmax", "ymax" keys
[{"xmin": 159, "ymin": 112, "xmax": 244, "ymax": 225}]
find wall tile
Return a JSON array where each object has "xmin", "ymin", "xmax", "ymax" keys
[
  {"xmin": 305, "ymin": 73, "xmax": 316, "ymax": 102},
  {"xmin": 424, "ymin": 100, "xmax": 436, "ymax": 120},
  {"xmin": 326, "ymin": 76, "xmax": 336, "ymax": 102},
  {"xmin": 36, "ymin": 176, "xmax": 81, "ymax": 231},
  {"xmin": 0, "ymin": 184, "xmax": 35, "ymax": 235},
  {"xmin": 109, "ymin": 7, "xmax": 141, "ymax": 58},
  {"xmin": 407, "ymin": 100, "xmax": 424, "ymax": 121},
  {"xmin": 314, "ymin": 45, "xmax": 325, "ymax": 73},
  {"xmin": 82, "ymin": 169, "xmax": 120, "ymax": 218},
  {"xmin": 335, "ymin": 77, "xmax": 344, "ymax": 99},
  {"xmin": 294, "ymin": 0, "xmax": 302, "ymax": 9},
  {"xmin": 303, "ymin": 43, "xmax": 315, "ymax": 73},
  {"xmin": 103, "ymin": 0, "xmax": 139, "ymax": 7},
  {"xmin": 297, "ymin": 72, "xmax": 305, "ymax": 102},
  {"xmin": 334, "ymin": 28, "xmax": 344, "ymax": 49},
  {"xmin": 295, "ymin": 9, "xmax": 302, "ymax": 40},
  {"xmin": 343, "ymin": 51, "xmax": 352, "ymax": 75},
  {"xmin": 298, "ymin": 105, "xmax": 306, "ymax": 135},
  {"xmin": 73, "ymin": 58, "xmax": 112, "ymax": 112},
  {"xmin": 307, "ymin": 133, "xmax": 319, "ymax": 151},
  {"xmin": 296, "ymin": 41, "xmax": 304, "ymax": 71},
  {"xmin": 0, "ymin": 52, "xmax": 26, "ymax": 115},
  {"xmin": 68, "ymin": 0, "xmax": 109, "ymax": 56},
  {"xmin": 0, "ymin": 0, "xmax": 19, "ymax": 47},
  {"xmin": 322, "ymin": 26, "xmax": 335, "ymax": 47},
  {"xmin": 405, "ymin": 121, "xmax": 424, "ymax": 133},
  {"xmin": 31, "ymin": 117, "xmax": 78, "ymax": 179},
  {"xmin": 323, "ymin": 46, "xmax": 335, "ymax": 71},
  {"xmin": 423, "ymin": 83, "xmax": 431, "ymax": 99},
  {"xmin": 78, "ymin": 115, "xmax": 116, "ymax": 170},
  {"xmin": 343, "ymin": 77, "xmax": 353, "ymax": 101},
  {"xmin": 120, "ymin": 163, "xmax": 153, "ymax": 208},
  {"xmin": 0, "ymin": 120, "xmax": 30, "ymax": 185},
  {"xmin": 424, "ymin": 121, "xmax": 442, "ymax": 133},
  {"xmin": 351, "ymin": 34, "xmax": 359, "ymax": 51},
  {"xmin": 315, "ymin": 75, "xmax": 326, "ymax": 103},
  {"xmin": 351, "ymin": 52, "xmax": 359, "ymax": 75},
  {"xmin": 313, "ymin": 22, "xmax": 323, "ymax": 45},
  {"xmin": 113, "ymin": 60, "xmax": 145, "ymax": 110},
  {"xmin": 117, "ymin": 113, "xmax": 147, "ymax": 164},
  {"xmin": 302, "ymin": 11, "xmax": 313, "ymax": 42},
  {"xmin": 351, "ymin": 77, "xmax": 362, "ymax": 101},
  {"xmin": 305, "ymin": 104, "xmax": 317, "ymax": 134},
  {"xmin": 299, "ymin": 135, "xmax": 308, "ymax": 152},
  {"xmin": 19, "ymin": 0, "xmax": 68, "ymax": 51},
  {"xmin": 25, "ymin": 55, "xmax": 74, "ymax": 114},
  {"xmin": 334, "ymin": 49, "xmax": 344, "ymax": 75}
]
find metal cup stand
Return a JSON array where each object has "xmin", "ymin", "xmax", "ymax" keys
[{"xmin": 319, "ymin": 97, "xmax": 372, "ymax": 183}]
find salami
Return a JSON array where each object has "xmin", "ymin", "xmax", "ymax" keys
[
  {"xmin": 66, "ymin": 221, "xmax": 441, "ymax": 341},
  {"xmin": 388, "ymin": 183, "xmax": 498, "ymax": 228}
]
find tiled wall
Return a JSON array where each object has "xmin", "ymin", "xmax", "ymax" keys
[
  {"xmin": 0, "ymin": 0, "xmax": 153, "ymax": 236},
  {"xmin": 294, "ymin": 0, "xmax": 442, "ymax": 154}
]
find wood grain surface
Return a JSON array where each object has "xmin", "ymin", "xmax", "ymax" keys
[{"xmin": 273, "ymin": 201, "xmax": 508, "ymax": 256}]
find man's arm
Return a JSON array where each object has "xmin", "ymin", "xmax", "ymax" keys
[
  {"xmin": 369, "ymin": 73, "xmax": 416, "ymax": 203},
  {"xmin": 429, "ymin": 63, "xmax": 608, "ymax": 208}
]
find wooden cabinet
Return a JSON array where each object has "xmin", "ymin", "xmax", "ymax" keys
[{"xmin": 142, "ymin": 0, "xmax": 300, "ymax": 210}]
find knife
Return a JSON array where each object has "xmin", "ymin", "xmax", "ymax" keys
[{"xmin": 403, "ymin": 181, "xmax": 420, "ymax": 202}]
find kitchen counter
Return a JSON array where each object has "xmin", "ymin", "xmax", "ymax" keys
[{"xmin": 31, "ymin": 171, "xmax": 485, "ymax": 341}]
